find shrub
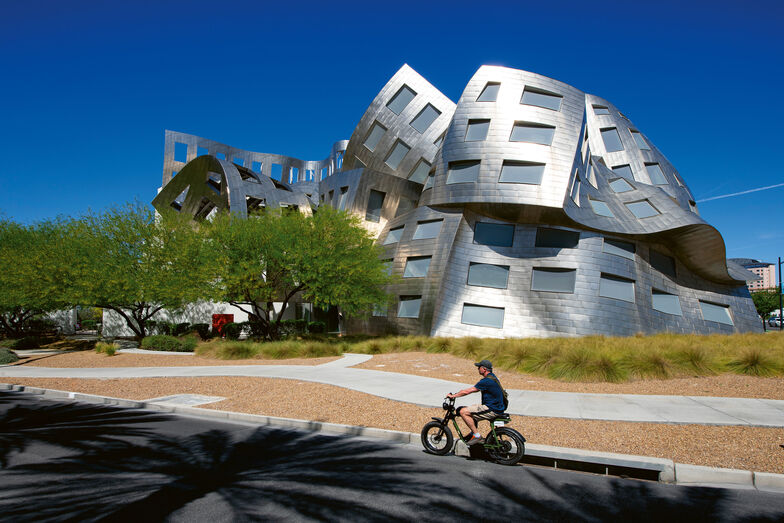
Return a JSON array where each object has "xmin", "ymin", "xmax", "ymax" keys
[
  {"xmin": 192, "ymin": 323, "xmax": 212, "ymax": 340},
  {"xmin": 222, "ymin": 322, "xmax": 244, "ymax": 340},
  {"xmin": 307, "ymin": 321, "xmax": 326, "ymax": 334},
  {"xmin": 10, "ymin": 336, "xmax": 42, "ymax": 350},
  {"xmin": 0, "ymin": 348, "xmax": 19, "ymax": 364},
  {"xmin": 172, "ymin": 322, "xmax": 191, "ymax": 337},
  {"xmin": 81, "ymin": 319, "xmax": 97, "ymax": 330},
  {"xmin": 26, "ymin": 318, "xmax": 59, "ymax": 336},
  {"xmin": 140, "ymin": 335, "xmax": 195, "ymax": 352},
  {"xmin": 278, "ymin": 319, "xmax": 308, "ymax": 337},
  {"xmin": 247, "ymin": 322, "xmax": 266, "ymax": 340}
]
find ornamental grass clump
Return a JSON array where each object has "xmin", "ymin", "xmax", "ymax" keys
[
  {"xmin": 726, "ymin": 348, "xmax": 780, "ymax": 377},
  {"xmin": 94, "ymin": 341, "xmax": 118, "ymax": 356}
]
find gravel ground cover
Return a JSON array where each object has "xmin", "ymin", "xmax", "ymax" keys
[{"xmin": 5, "ymin": 376, "xmax": 784, "ymax": 473}]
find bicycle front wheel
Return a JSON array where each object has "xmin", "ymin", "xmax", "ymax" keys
[
  {"xmin": 421, "ymin": 421, "xmax": 454, "ymax": 455},
  {"xmin": 485, "ymin": 427, "xmax": 525, "ymax": 465}
]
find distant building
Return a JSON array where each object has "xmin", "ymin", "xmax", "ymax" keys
[{"xmin": 730, "ymin": 259, "xmax": 777, "ymax": 291}]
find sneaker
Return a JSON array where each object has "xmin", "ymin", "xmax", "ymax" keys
[{"xmin": 467, "ymin": 434, "xmax": 484, "ymax": 446}]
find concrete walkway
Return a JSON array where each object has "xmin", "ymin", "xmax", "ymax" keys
[{"xmin": 3, "ymin": 353, "xmax": 784, "ymax": 427}]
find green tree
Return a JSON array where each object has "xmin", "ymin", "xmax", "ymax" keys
[
  {"xmin": 206, "ymin": 206, "xmax": 392, "ymax": 339},
  {"xmin": 751, "ymin": 288, "xmax": 781, "ymax": 325},
  {"xmin": 68, "ymin": 204, "xmax": 214, "ymax": 340}
]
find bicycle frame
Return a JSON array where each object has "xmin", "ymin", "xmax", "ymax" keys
[{"xmin": 430, "ymin": 397, "xmax": 508, "ymax": 452}]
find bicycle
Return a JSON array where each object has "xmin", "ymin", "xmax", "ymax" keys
[{"xmin": 421, "ymin": 395, "xmax": 525, "ymax": 465}]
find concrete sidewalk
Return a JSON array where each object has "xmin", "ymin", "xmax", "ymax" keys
[{"xmin": 3, "ymin": 353, "xmax": 784, "ymax": 427}]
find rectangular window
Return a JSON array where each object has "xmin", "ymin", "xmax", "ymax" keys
[
  {"xmin": 337, "ymin": 186, "xmax": 349, "ymax": 210},
  {"xmin": 447, "ymin": 160, "xmax": 480, "ymax": 184},
  {"xmin": 465, "ymin": 119, "xmax": 490, "ymax": 141},
  {"xmin": 650, "ymin": 250, "xmax": 676, "ymax": 278},
  {"xmin": 531, "ymin": 268, "xmax": 576, "ymax": 293},
  {"xmin": 600, "ymin": 127, "xmax": 624, "ymax": 152},
  {"xmin": 510, "ymin": 122, "xmax": 555, "ymax": 145},
  {"xmin": 599, "ymin": 274, "xmax": 635, "ymax": 302},
  {"xmin": 652, "ymin": 290, "xmax": 683, "ymax": 316},
  {"xmin": 197, "ymin": 146, "xmax": 209, "ymax": 157},
  {"xmin": 499, "ymin": 161, "xmax": 545, "ymax": 184},
  {"xmin": 612, "ymin": 164, "xmax": 634, "ymax": 180},
  {"xmin": 626, "ymin": 200, "xmax": 659, "ymax": 219},
  {"xmin": 206, "ymin": 173, "xmax": 221, "ymax": 194},
  {"xmin": 412, "ymin": 219, "xmax": 443, "ymax": 240},
  {"xmin": 395, "ymin": 197, "xmax": 416, "ymax": 217},
  {"xmin": 321, "ymin": 166, "xmax": 329, "ymax": 180},
  {"xmin": 403, "ymin": 256, "xmax": 432, "ymax": 278},
  {"xmin": 408, "ymin": 159, "xmax": 431, "ymax": 184},
  {"xmin": 589, "ymin": 198, "xmax": 615, "ymax": 218},
  {"xmin": 474, "ymin": 222, "xmax": 514, "ymax": 247},
  {"xmin": 385, "ymin": 140, "xmax": 410, "ymax": 169},
  {"xmin": 251, "ymin": 160, "xmax": 262, "ymax": 173},
  {"xmin": 699, "ymin": 301, "xmax": 733, "ymax": 325},
  {"xmin": 433, "ymin": 132, "xmax": 446, "ymax": 148},
  {"xmin": 630, "ymin": 130, "xmax": 651, "ymax": 150},
  {"xmin": 609, "ymin": 177, "xmax": 634, "ymax": 193},
  {"xmin": 423, "ymin": 174, "xmax": 434, "ymax": 190},
  {"xmin": 174, "ymin": 142, "xmax": 188, "ymax": 162},
  {"xmin": 271, "ymin": 163, "xmax": 283, "ymax": 181},
  {"xmin": 410, "ymin": 104, "xmax": 441, "ymax": 133},
  {"xmin": 467, "ymin": 263, "xmax": 509, "ymax": 289},
  {"xmin": 387, "ymin": 85, "xmax": 417, "ymax": 115},
  {"xmin": 233, "ymin": 157, "xmax": 244, "ymax": 167},
  {"xmin": 477, "ymin": 82, "xmax": 500, "ymax": 102},
  {"xmin": 521, "ymin": 87, "xmax": 563, "ymax": 111},
  {"xmin": 535, "ymin": 227, "xmax": 579, "ymax": 248},
  {"xmin": 603, "ymin": 238, "xmax": 636, "ymax": 259},
  {"xmin": 364, "ymin": 122, "xmax": 387, "ymax": 152},
  {"xmin": 397, "ymin": 296, "xmax": 422, "ymax": 318},
  {"xmin": 372, "ymin": 303, "xmax": 388, "ymax": 317},
  {"xmin": 461, "ymin": 304, "xmax": 505, "ymax": 329},
  {"xmin": 216, "ymin": 152, "xmax": 226, "ymax": 160},
  {"xmin": 289, "ymin": 166, "xmax": 298, "ymax": 182},
  {"xmin": 646, "ymin": 163, "xmax": 668, "ymax": 185},
  {"xmin": 570, "ymin": 176, "xmax": 581, "ymax": 204},
  {"xmin": 593, "ymin": 105, "xmax": 610, "ymax": 115},
  {"xmin": 365, "ymin": 189, "xmax": 386, "ymax": 222},
  {"xmin": 383, "ymin": 226, "xmax": 404, "ymax": 245}
]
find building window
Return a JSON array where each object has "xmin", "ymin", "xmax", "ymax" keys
[
  {"xmin": 467, "ymin": 263, "xmax": 509, "ymax": 289},
  {"xmin": 652, "ymin": 290, "xmax": 683, "ymax": 316},
  {"xmin": 593, "ymin": 105, "xmax": 610, "ymax": 115},
  {"xmin": 412, "ymin": 219, "xmax": 443, "ymax": 240},
  {"xmin": 382, "ymin": 258, "xmax": 394, "ymax": 275},
  {"xmin": 403, "ymin": 256, "xmax": 432, "ymax": 278},
  {"xmin": 612, "ymin": 164, "xmax": 635, "ymax": 181},
  {"xmin": 383, "ymin": 226, "xmax": 404, "ymax": 245},
  {"xmin": 372, "ymin": 303, "xmax": 388, "ymax": 317},
  {"xmin": 461, "ymin": 304, "xmax": 505, "ymax": 329},
  {"xmin": 535, "ymin": 227, "xmax": 579, "ymax": 248},
  {"xmin": 364, "ymin": 122, "xmax": 387, "ymax": 152},
  {"xmin": 600, "ymin": 127, "xmax": 624, "ymax": 152},
  {"xmin": 603, "ymin": 238, "xmax": 636, "ymax": 259},
  {"xmin": 646, "ymin": 163, "xmax": 668, "ymax": 185},
  {"xmin": 174, "ymin": 142, "xmax": 188, "ymax": 162},
  {"xmin": 570, "ymin": 176, "xmax": 581, "ymax": 205},
  {"xmin": 625, "ymin": 200, "xmax": 659, "ymax": 219},
  {"xmin": 197, "ymin": 146, "xmax": 208, "ymax": 157},
  {"xmin": 251, "ymin": 160, "xmax": 262, "ymax": 173},
  {"xmin": 397, "ymin": 296, "xmax": 422, "ymax": 318},
  {"xmin": 321, "ymin": 166, "xmax": 329, "ymax": 180},
  {"xmin": 699, "ymin": 301, "xmax": 733, "ymax": 325},
  {"xmin": 433, "ymin": 132, "xmax": 446, "ymax": 148},
  {"xmin": 423, "ymin": 173, "xmax": 434, "ymax": 190},
  {"xmin": 409, "ymin": 159, "xmax": 431, "ymax": 184},
  {"xmin": 447, "ymin": 160, "xmax": 480, "ymax": 184},
  {"xmin": 509, "ymin": 122, "xmax": 555, "ymax": 145},
  {"xmin": 387, "ymin": 84, "xmax": 416, "ymax": 115},
  {"xmin": 216, "ymin": 152, "xmax": 226, "ymax": 160},
  {"xmin": 650, "ymin": 250, "xmax": 676, "ymax": 278},
  {"xmin": 630, "ymin": 130, "xmax": 651, "ymax": 150},
  {"xmin": 465, "ymin": 119, "xmax": 490, "ymax": 141},
  {"xmin": 521, "ymin": 87, "xmax": 562, "ymax": 111},
  {"xmin": 477, "ymin": 82, "xmax": 500, "ymax": 102},
  {"xmin": 589, "ymin": 198, "xmax": 615, "ymax": 218},
  {"xmin": 474, "ymin": 222, "xmax": 514, "ymax": 247},
  {"xmin": 410, "ymin": 104, "xmax": 441, "ymax": 133},
  {"xmin": 609, "ymin": 178, "xmax": 634, "ymax": 193},
  {"xmin": 599, "ymin": 274, "xmax": 635, "ymax": 302},
  {"xmin": 365, "ymin": 189, "xmax": 386, "ymax": 222},
  {"xmin": 337, "ymin": 186, "xmax": 349, "ymax": 210},
  {"xmin": 499, "ymin": 161, "xmax": 545, "ymax": 184},
  {"xmin": 384, "ymin": 140, "xmax": 410, "ymax": 170},
  {"xmin": 531, "ymin": 268, "xmax": 576, "ymax": 293},
  {"xmin": 395, "ymin": 197, "xmax": 416, "ymax": 217}
]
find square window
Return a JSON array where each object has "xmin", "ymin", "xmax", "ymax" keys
[
  {"xmin": 589, "ymin": 198, "xmax": 615, "ymax": 218},
  {"xmin": 461, "ymin": 304, "xmax": 505, "ymax": 329},
  {"xmin": 477, "ymin": 82, "xmax": 500, "ymax": 102},
  {"xmin": 600, "ymin": 127, "xmax": 624, "ymax": 152},
  {"xmin": 531, "ymin": 268, "xmax": 576, "ymax": 293},
  {"xmin": 535, "ymin": 228, "xmax": 579, "ymax": 248},
  {"xmin": 447, "ymin": 160, "xmax": 480, "ymax": 184},
  {"xmin": 603, "ymin": 238, "xmax": 636, "ymax": 259},
  {"xmin": 474, "ymin": 222, "xmax": 514, "ymax": 247},
  {"xmin": 365, "ymin": 189, "xmax": 386, "ymax": 223},
  {"xmin": 625, "ymin": 200, "xmax": 659, "ymax": 219},
  {"xmin": 593, "ymin": 105, "xmax": 610, "ymax": 115},
  {"xmin": 408, "ymin": 159, "xmax": 431, "ymax": 184},
  {"xmin": 174, "ymin": 142, "xmax": 188, "ymax": 163},
  {"xmin": 509, "ymin": 122, "xmax": 555, "ymax": 145},
  {"xmin": 499, "ymin": 161, "xmax": 545, "ymax": 184},
  {"xmin": 630, "ymin": 130, "xmax": 651, "ymax": 150},
  {"xmin": 403, "ymin": 256, "xmax": 432, "ymax": 278},
  {"xmin": 397, "ymin": 296, "xmax": 422, "ymax": 318},
  {"xmin": 521, "ymin": 87, "xmax": 563, "ymax": 111},
  {"xmin": 383, "ymin": 226, "xmax": 404, "ymax": 245},
  {"xmin": 699, "ymin": 301, "xmax": 733, "ymax": 325},
  {"xmin": 364, "ymin": 122, "xmax": 387, "ymax": 152},
  {"xmin": 652, "ymin": 290, "xmax": 683, "ymax": 316},
  {"xmin": 385, "ymin": 140, "xmax": 410, "ymax": 169},
  {"xmin": 412, "ymin": 219, "xmax": 443, "ymax": 240},
  {"xmin": 612, "ymin": 164, "xmax": 635, "ymax": 181},
  {"xmin": 410, "ymin": 104, "xmax": 441, "ymax": 134},
  {"xmin": 251, "ymin": 161, "xmax": 262, "ymax": 173},
  {"xmin": 467, "ymin": 263, "xmax": 509, "ymax": 289},
  {"xmin": 387, "ymin": 85, "xmax": 417, "ymax": 115},
  {"xmin": 599, "ymin": 274, "xmax": 635, "ymax": 302},
  {"xmin": 646, "ymin": 163, "xmax": 668, "ymax": 185},
  {"xmin": 465, "ymin": 119, "xmax": 490, "ymax": 141},
  {"xmin": 609, "ymin": 178, "xmax": 634, "ymax": 193}
]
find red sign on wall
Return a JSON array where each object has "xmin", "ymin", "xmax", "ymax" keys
[{"xmin": 212, "ymin": 314, "xmax": 234, "ymax": 336}]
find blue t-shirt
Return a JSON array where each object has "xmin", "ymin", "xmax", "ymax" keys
[{"xmin": 475, "ymin": 373, "xmax": 505, "ymax": 413}]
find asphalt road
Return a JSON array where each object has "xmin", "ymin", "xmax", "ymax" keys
[{"xmin": 1, "ymin": 391, "xmax": 783, "ymax": 522}]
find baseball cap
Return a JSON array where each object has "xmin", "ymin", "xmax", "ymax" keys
[{"xmin": 474, "ymin": 359, "xmax": 493, "ymax": 370}]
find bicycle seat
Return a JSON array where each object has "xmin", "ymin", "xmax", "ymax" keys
[{"xmin": 493, "ymin": 413, "xmax": 511, "ymax": 422}]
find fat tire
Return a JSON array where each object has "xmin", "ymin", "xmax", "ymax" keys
[
  {"xmin": 421, "ymin": 421, "xmax": 454, "ymax": 455},
  {"xmin": 485, "ymin": 427, "xmax": 525, "ymax": 465}
]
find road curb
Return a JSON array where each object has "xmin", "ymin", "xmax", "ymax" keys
[{"xmin": 2, "ymin": 382, "xmax": 783, "ymax": 491}]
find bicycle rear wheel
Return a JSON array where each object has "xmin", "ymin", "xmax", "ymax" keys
[
  {"xmin": 485, "ymin": 427, "xmax": 525, "ymax": 465},
  {"xmin": 421, "ymin": 421, "xmax": 454, "ymax": 455}
]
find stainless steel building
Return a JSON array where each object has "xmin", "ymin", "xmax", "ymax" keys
[{"xmin": 153, "ymin": 64, "xmax": 761, "ymax": 338}]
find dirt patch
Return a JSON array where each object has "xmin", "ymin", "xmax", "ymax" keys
[{"xmin": 12, "ymin": 351, "xmax": 340, "ymax": 368}]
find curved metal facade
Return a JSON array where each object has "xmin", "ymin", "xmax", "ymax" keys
[{"xmin": 153, "ymin": 64, "xmax": 761, "ymax": 337}]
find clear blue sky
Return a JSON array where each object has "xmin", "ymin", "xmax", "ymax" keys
[{"xmin": 1, "ymin": 0, "xmax": 782, "ymax": 273}]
